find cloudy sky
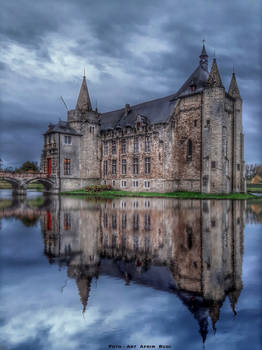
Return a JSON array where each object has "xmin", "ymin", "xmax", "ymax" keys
[{"xmin": 0, "ymin": 0, "xmax": 261, "ymax": 168}]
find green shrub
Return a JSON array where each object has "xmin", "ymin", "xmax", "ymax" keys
[{"xmin": 85, "ymin": 184, "xmax": 112, "ymax": 192}]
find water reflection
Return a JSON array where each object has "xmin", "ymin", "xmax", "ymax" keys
[{"xmin": 0, "ymin": 195, "xmax": 252, "ymax": 344}]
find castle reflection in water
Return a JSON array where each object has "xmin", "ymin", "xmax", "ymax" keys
[
  {"xmin": 39, "ymin": 196, "xmax": 244, "ymax": 342},
  {"xmin": 0, "ymin": 196, "xmax": 246, "ymax": 343}
]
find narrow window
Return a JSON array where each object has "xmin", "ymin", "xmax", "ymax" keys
[
  {"xmin": 133, "ymin": 158, "xmax": 139, "ymax": 174},
  {"xmin": 103, "ymin": 213, "xmax": 108, "ymax": 228},
  {"xmin": 112, "ymin": 214, "xmax": 117, "ymax": 229},
  {"xmin": 112, "ymin": 140, "xmax": 116, "ymax": 154},
  {"xmin": 145, "ymin": 136, "xmax": 150, "ymax": 152},
  {"xmin": 145, "ymin": 200, "xmax": 150, "ymax": 208},
  {"xmin": 145, "ymin": 213, "xmax": 150, "ymax": 231},
  {"xmin": 104, "ymin": 141, "xmax": 108, "ymax": 155},
  {"xmin": 122, "ymin": 159, "xmax": 127, "ymax": 175},
  {"xmin": 145, "ymin": 157, "xmax": 151, "ymax": 174},
  {"xmin": 134, "ymin": 137, "xmax": 139, "ymax": 153},
  {"xmin": 64, "ymin": 213, "xmax": 71, "ymax": 230},
  {"xmin": 122, "ymin": 213, "xmax": 126, "ymax": 229},
  {"xmin": 121, "ymin": 139, "xmax": 126, "ymax": 154},
  {"xmin": 121, "ymin": 180, "xmax": 126, "ymax": 187},
  {"xmin": 112, "ymin": 160, "xmax": 117, "ymax": 175},
  {"xmin": 64, "ymin": 135, "xmax": 72, "ymax": 144},
  {"xmin": 112, "ymin": 234, "xmax": 116, "ymax": 248},
  {"xmin": 133, "ymin": 213, "xmax": 139, "ymax": 231},
  {"xmin": 186, "ymin": 225, "xmax": 193, "ymax": 249},
  {"xmin": 237, "ymin": 164, "xmax": 240, "ymax": 171},
  {"xmin": 103, "ymin": 160, "xmax": 108, "ymax": 176},
  {"xmin": 64, "ymin": 158, "xmax": 71, "ymax": 175},
  {"xmin": 187, "ymin": 139, "xmax": 192, "ymax": 159},
  {"xmin": 211, "ymin": 161, "xmax": 216, "ymax": 169},
  {"xmin": 194, "ymin": 120, "xmax": 197, "ymax": 127}
]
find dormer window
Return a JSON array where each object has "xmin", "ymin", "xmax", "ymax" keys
[
  {"xmin": 189, "ymin": 80, "xmax": 196, "ymax": 92},
  {"xmin": 136, "ymin": 115, "xmax": 143, "ymax": 129}
]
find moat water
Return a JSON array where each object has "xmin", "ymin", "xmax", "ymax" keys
[{"xmin": 0, "ymin": 190, "xmax": 261, "ymax": 350}]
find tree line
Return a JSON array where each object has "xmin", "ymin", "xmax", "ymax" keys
[{"xmin": 0, "ymin": 159, "xmax": 39, "ymax": 173}]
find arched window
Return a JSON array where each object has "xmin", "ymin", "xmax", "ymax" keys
[{"xmin": 187, "ymin": 139, "xmax": 192, "ymax": 159}]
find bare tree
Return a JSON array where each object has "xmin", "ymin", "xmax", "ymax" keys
[{"xmin": 246, "ymin": 163, "xmax": 257, "ymax": 181}]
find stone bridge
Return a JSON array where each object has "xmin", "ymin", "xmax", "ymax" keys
[
  {"xmin": 0, "ymin": 172, "xmax": 59, "ymax": 195},
  {"xmin": 0, "ymin": 197, "xmax": 49, "ymax": 220}
]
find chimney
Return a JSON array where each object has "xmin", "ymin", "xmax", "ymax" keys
[{"xmin": 125, "ymin": 104, "xmax": 131, "ymax": 116}]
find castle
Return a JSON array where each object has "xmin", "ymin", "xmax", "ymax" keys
[{"xmin": 41, "ymin": 44, "xmax": 245, "ymax": 193}]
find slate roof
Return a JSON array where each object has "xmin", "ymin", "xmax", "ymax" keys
[
  {"xmin": 100, "ymin": 94, "xmax": 178, "ymax": 131},
  {"xmin": 44, "ymin": 120, "xmax": 81, "ymax": 136},
  {"xmin": 76, "ymin": 76, "xmax": 92, "ymax": 111},
  {"xmin": 100, "ymin": 63, "xmax": 209, "ymax": 131}
]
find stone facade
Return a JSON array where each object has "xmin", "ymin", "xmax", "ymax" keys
[{"xmin": 41, "ymin": 45, "xmax": 245, "ymax": 193}]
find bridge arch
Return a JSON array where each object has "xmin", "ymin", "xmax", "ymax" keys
[
  {"xmin": 24, "ymin": 177, "xmax": 56, "ymax": 192},
  {"xmin": 1, "ymin": 177, "xmax": 22, "ymax": 191},
  {"xmin": 0, "ymin": 172, "xmax": 59, "ymax": 195}
]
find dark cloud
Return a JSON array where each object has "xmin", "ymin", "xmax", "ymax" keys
[{"xmin": 0, "ymin": 0, "xmax": 261, "ymax": 165}]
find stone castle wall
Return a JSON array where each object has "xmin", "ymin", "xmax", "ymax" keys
[
  {"xmin": 41, "ymin": 78, "xmax": 245, "ymax": 194},
  {"xmin": 172, "ymin": 94, "xmax": 202, "ymax": 192}
]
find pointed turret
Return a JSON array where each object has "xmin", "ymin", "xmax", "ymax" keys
[
  {"xmin": 228, "ymin": 289, "xmax": 241, "ymax": 316},
  {"xmin": 228, "ymin": 72, "xmax": 241, "ymax": 99},
  {"xmin": 207, "ymin": 58, "xmax": 224, "ymax": 88},
  {"xmin": 199, "ymin": 43, "xmax": 208, "ymax": 71},
  {"xmin": 209, "ymin": 301, "xmax": 221, "ymax": 333},
  {"xmin": 76, "ymin": 276, "xmax": 92, "ymax": 314},
  {"xmin": 76, "ymin": 75, "xmax": 92, "ymax": 112},
  {"xmin": 199, "ymin": 317, "xmax": 208, "ymax": 344}
]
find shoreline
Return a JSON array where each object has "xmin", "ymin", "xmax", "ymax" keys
[{"xmin": 60, "ymin": 189, "xmax": 257, "ymax": 200}]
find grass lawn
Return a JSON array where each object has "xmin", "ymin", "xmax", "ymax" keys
[
  {"xmin": 247, "ymin": 184, "xmax": 262, "ymax": 193},
  {"xmin": 0, "ymin": 180, "xmax": 43, "ymax": 190},
  {"xmin": 61, "ymin": 189, "xmax": 256, "ymax": 200}
]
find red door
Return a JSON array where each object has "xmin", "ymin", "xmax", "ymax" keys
[
  {"xmin": 47, "ymin": 158, "xmax": 52, "ymax": 177},
  {"xmin": 47, "ymin": 212, "xmax": 52, "ymax": 230}
]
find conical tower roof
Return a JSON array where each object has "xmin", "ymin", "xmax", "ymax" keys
[
  {"xmin": 200, "ymin": 43, "xmax": 208, "ymax": 57},
  {"xmin": 209, "ymin": 301, "xmax": 222, "ymax": 333},
  {"xmin": 76, "ymin": 76, "xmax": 92, "ymax": 112},
  {"xmin": 207, "ymin": 58, "xmax": 224, "ymax": 88},
  {"xmin": 199, "ymin": 43, "xmax": 208, "ymax": 71},
  {"xmin": 228, "ymin": 73, "xmax": 241, "ymax": 98},
  {"xmin": 228, "ymin": 288, "xmax": 242, "ymax": 316},
  {"xmin": 76, "ymin": 276, "xmax": 92, "ymax": 314}
]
